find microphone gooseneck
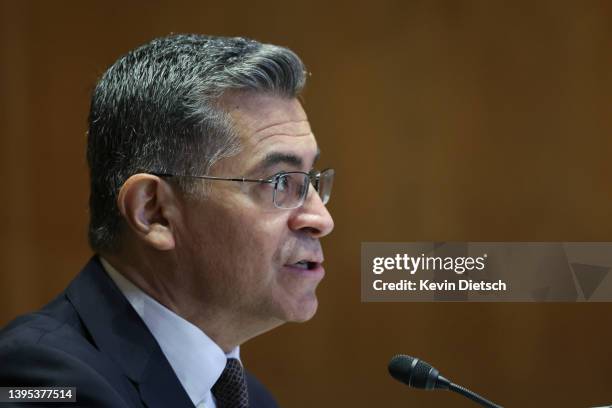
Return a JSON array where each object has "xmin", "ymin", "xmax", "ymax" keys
[{"xmin": 387, "ymin": 354, "xmax": 503, "ymax": 408}]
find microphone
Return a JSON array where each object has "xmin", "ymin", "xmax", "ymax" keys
[{"xmin": 388, "ymin": 354, "xmax": 503, "ymax": 408}]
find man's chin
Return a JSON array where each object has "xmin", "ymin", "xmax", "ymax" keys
[{"xmin": 286, "ymin": 295, "xmax": 319, "ymax": 323}]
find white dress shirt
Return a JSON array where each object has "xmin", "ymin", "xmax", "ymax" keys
[{"xmin": 101, "ymin": 258, "xmax": 240, "ymax": 408}]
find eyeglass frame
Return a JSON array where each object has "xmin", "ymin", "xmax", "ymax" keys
[{"xmin": 148, "ymin": 168, "xmax": 334, "ymax": 210}]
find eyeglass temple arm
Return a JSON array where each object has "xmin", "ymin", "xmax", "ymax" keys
[{"xmin": 147, "ymin": 172, "xmax": 275, "ymax": 184}]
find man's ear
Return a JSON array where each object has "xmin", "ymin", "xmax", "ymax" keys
[{"xmin": 116, "ymin": 174, "xmax": 177, "ymax": 251}]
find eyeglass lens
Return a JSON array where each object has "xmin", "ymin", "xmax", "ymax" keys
[
  {"xmin": 272, "ymin": 169, "xmax": 334, "ymax": 209},
  {"xmin": 318, "ymin": 169, "xmax": 334, "ymax": 205}
]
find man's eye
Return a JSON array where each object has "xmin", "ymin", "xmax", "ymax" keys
[{"xmin": 276, "ymin": 174, "xmax": 290, "ymax": 192}]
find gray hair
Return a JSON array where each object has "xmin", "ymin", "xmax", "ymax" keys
[{"xmin": 87, "ymin": 34, "xmax": 307, "ymax": 252}]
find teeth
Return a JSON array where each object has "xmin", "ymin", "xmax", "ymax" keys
[{"xmin": 294, "ymin": 261, "xmax": 309, "ymax": 269}]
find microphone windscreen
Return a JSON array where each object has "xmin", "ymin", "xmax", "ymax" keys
[{"xmin": 388, "ymin": 354, "xmax": 436, "ymax": 389}]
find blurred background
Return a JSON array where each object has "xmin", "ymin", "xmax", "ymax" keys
[{"xmin": 1, "ymin": 1, "xmax": 611, "ymax": 406}]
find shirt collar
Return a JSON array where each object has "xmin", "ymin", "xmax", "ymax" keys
[{"xmin": 100, "ymin": 257, "xmax": 240, "ymax": 407}]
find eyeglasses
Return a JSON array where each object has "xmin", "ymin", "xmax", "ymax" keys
[{"xmin": 151, "ymin": 168, "xmax": 334, "ymax": 210}]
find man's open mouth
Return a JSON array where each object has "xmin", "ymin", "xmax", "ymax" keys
[{"xmin": 292, "ymin": 260, "xmax": 318, "ymax": 270}]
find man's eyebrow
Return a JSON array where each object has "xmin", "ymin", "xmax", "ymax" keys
[{"xmin": 256, "ymin": 149, "xmax": 321, "ymax": 173}]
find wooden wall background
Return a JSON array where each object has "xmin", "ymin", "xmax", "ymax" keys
[{"xmin": 1, "ymin": 1, "xmax": 611, "ymax": 406}]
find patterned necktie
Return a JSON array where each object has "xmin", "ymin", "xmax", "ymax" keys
[{"xmin": 212, "ymin": 358, "xmax": 249, "ymax": 408}]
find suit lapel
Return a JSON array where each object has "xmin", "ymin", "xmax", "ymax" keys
[{"xmin": 66, "ymin": 257, "xmax": 194, "ymax": 408}]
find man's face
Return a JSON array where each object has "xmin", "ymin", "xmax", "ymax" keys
[{"xmin": 174, "ymin": 92, "xmax": 334, "ymax": 330}]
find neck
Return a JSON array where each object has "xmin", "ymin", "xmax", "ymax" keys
[{"xmin": 100, "ymin": 250, "xmax": 282, "ymax": 353}]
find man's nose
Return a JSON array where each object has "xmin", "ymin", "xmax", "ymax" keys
[{"xmin": 288, "ymin": 185, "xmax": 334, "ymax": 238}]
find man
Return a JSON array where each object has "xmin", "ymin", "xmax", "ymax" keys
[{"xmin": 0, "ymin": 34, "xmax": 334, "ymax": 407}]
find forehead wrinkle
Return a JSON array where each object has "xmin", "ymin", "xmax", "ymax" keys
[
  {"xmin": 251, "ymin": 131, "xmax": 314, "ymax": 145},
  {"xmin": 253, "ymin": 119, "xmax": 309, "ymax": 135}
]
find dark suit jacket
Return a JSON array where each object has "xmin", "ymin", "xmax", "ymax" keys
[{"xmin": 0, "ymin": 257, "xmax": 279, "ymax": 407}]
